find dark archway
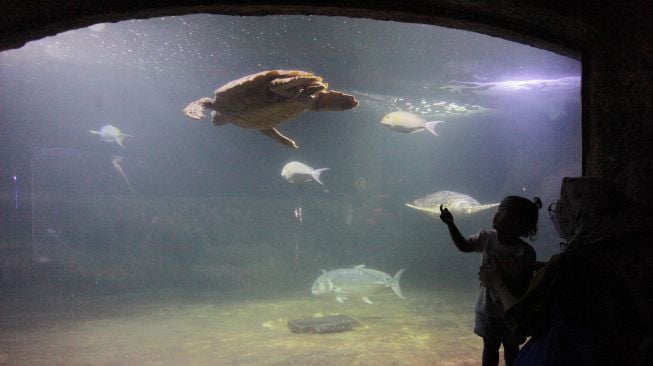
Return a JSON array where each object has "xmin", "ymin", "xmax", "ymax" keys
[{"xmin": 1, "ymin": 2, "xmax": 588, "ymax": 56}]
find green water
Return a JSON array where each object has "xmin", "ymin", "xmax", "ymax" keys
[{"xmin": 0, "ymin": 13, "xmax": 579, "ymax": 366}]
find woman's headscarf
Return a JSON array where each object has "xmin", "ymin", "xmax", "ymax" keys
[{"xmin": 556, "ymin": 176, "xmax": 648, "ymax": 247}]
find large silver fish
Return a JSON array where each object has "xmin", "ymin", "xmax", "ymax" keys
[
  {"xmin": 311, "ymin": 265, "xmax": 406, "ymax": 304},
  {"xmin": 406, "ymin": 190, "xmax": 499, "ymax": 218}
]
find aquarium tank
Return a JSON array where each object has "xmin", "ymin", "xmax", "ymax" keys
[{"xmin": 0, "ymin": 14, "xmax": 580, "ymax": 365}]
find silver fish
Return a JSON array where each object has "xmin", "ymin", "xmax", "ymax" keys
[
  {"xmin": 89, "ymin": 124, "xmax": 133, "ymax": 148},
  {"xmin": 311, "ymin": 265, "xmax": 406, "ymax": 304},
  {"xmin": 111, "ymin": 155, "xmax": 133, "ymax": 192},
  {"xmin": 380, "ymin": 111, "xmax": 444, "ymax": 136},
  {"xmin": 281, "ymin": 161, "xmax": 329, "ymax": 185}
]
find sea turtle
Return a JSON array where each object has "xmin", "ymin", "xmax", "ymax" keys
[
  {"xmin": 183, "ymin": 70, "xmax": 359, "ymax": 149},
  {"xmin": 405, "ymin": 190, "xmax": 499, "ymax": 218}
]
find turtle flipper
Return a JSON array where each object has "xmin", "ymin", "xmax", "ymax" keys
[
  {"xmin": 260, "ymin": 128, "xmax": 298, "ymax": 149},
  {"xmin": 405, "ymin": 203, "xmax": 440, "ymax": 219},
  {"xmin": 183, "ymin": 97, "xmax": 213, "ymax": 120}
]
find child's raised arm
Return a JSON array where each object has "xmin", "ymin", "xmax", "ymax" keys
[{"xmin": 439, "ymin": 205, "xmax": 474, "ymax": 252}]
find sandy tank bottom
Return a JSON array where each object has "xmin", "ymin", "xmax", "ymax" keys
[{"xmin": 0, "ymin": 285, "xmax": 489, "ymax": 365}]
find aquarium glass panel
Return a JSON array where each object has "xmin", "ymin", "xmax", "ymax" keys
[{"xmin": 0, "ymin": 15, "xmax": 580, "ymax": 365}]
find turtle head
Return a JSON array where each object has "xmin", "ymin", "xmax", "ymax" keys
[{"xmin": 312, "ymin": 91, "xmax": 359, "ymax": 111}]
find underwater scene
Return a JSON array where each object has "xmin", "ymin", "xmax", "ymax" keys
[{"xmin": 0, "ymin": 15, "xmax": 580, "ymax": 365}]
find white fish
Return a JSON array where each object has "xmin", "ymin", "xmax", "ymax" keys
[
  {"xmin": 311, "ymin": 265, "xmax": 406, "ymax": 304},
  {"xmin": 380, "ymin": 111, "xmax": 444, "ymax": 136},
  {"xmin": 111, "ymin": 155, "xmax": 133, "ymax": 192},
  {"xmin": 345, "ymin": 203, "xmax": 353, "ymax": 227},
  {"xmin": 89, "ymin": 124, "xmax": 133, "ymax": 148},
  {"xmin": 281, "ymin": 161, "xmax": 329, "ymax": 185}
]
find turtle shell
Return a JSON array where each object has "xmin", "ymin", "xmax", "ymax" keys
[
  {"xmin": 183, "ymin": 69, "xmax": 358, "ymax": 148},
  {"xmin": 210, "ymin": 70, "xmax": 328, "ymax": 129},
  {"xmin": 405, "ymin": 190, "xmax": 500, "ymax": 218}
]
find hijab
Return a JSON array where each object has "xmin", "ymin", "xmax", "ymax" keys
[{"xmin": 556, "ymin": 176, "xmax": 649, "ymax": 248}]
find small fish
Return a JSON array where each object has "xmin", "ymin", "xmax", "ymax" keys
[
  {"xmin": 45, "ymin": 227, "xmax": 69, "ymax": 246},
  {"xmin": 311, "ymin": 265, "xmax": 406, "ymax": 304},
  {"xmin": 89, "ymin": 124, "xmax": 133, "ymax": 148},
  {"xmin": 345, "ymin": 203, "xmax": 353, "ymax": 227},
  {"xmin": 33, "ymin": 256, "xmax": 52, "ymax": 264},
  {"xmin": 293, "ymin": 206, "xmax": 303, "ymax": 224},
  {"xmin": 379, "ymin": 111, "xmax": 444, "ymax": 136},
  {"xmin": 111, "ymin": 155, "xmax": 133, "ymax": 192},
  {"xmin": 281, "ymin": 161, "xmax": 329, "ymax": 185}
]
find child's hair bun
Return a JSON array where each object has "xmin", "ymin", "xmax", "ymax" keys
[{"xmin": 532, "ymin": 197, "xmax": 542, "ymax": 209}]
